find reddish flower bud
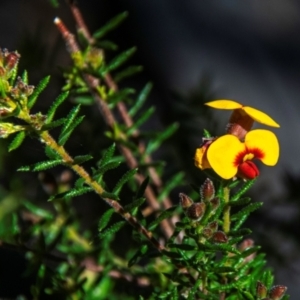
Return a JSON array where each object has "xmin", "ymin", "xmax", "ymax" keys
[
  {"xmin": 200, "ymin": 178, "xmax": 215, "ymax": 201},
  {"xmin": 256, "ymin": 281, "xmax": 268, "ymax": 299},
  {"xmin": 209, "ymin": 197, "xmax": 220, "ymax": 212},
  {"xmin": 186, "ymin": 202, "xmax": 206, "ymax": 221},
  {"xmin": 202, "ymin": 228, "xmax": 213, "ymax": 238},
  {"xmin": 207, "ymin": 221, "xmax": 218, "ymax": 232},
  {"xmin": 4, "ymin": 51, "xmax": 20, "ymax": 71},
  {"xmin": 179, "ymin": 193, "xmax": 193, "ymax": 209},
  {"xmin": 239, "ymin": 238, "xmax": 254, "ymax": 252},
  {"xmin": 212, "ymin": 231, "xmax": 228, "ymax": 243},
  {"xmin": 237, "ymin": 160, "xmax": 259, "ymax": 180},
  {"xmin": 203, "ymin": 221, "xmax": 218, "ymax": 238},
  {"xmin": 269, "ymin": 285, "xmax": 287, "ymax": 300}
]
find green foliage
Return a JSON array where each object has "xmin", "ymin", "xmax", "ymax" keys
[
  {"xmin": 8, "ymin": 131, "xmax": 26, "ymax": 151},
  {"xmin": 93, "ymin": 11, "xmax": 129, "ymax": 39},
  {"xmin": 28, "ymin": 75, "xmax": 50, "ymax": 108}
]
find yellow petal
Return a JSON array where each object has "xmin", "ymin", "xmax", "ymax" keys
[
  {"xmin": 194, "ymin": 146, "xmax": 210, "ymax": 170},
  {"xmin": 205, "ymin": 100, "xmax": 243, "ymax": 110},
  {"xmin": 243, "ymin": 106, "xmax": 280, "ymax": 128},
  {"xmin": 245, "ymin": 129, "xmax": 279, "ymax": 166},
  {"xmin": 207, "ymin": 135, "xmax": 245, "ymax": 179}
]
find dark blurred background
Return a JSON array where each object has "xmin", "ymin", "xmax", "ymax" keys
[{"xmin": 1, "ymin": 0, "xmax": 300, "ymax": 297}]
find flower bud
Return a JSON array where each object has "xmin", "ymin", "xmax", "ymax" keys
[
  {"xmin": 239, "ymin": 239, "xmax": 254, "ymax": 252},
  {"xmin": 186, "ymin": 202, "xmax": 206, "ymax": 221},
  {"xmin": 4, "ymin": 51, "xmax": 20, "ymax": 71},
  {"xmin": 200, "ymin": 178, "xmax": 215, "ymax": 201},
  {"xmin": 207, "ymin": 221, "xmax": 218, "ymax": 232},
  {"xmin": 179, "ymin": 193, "xmax": 193, "ymax": 209},
  {"xmin": 256, "ymin": 281, "xmax": 268, "ymax": 299},
  {"xmin": 202, "ymin": 228, "xmax": 213, "ymax": 238},
  {"xmin": 269, "ymin": 285, "xmax": 287, "ymax": 300},
  {"xmin": 203, "ymin": 221, "xmax": 218, "ymax": 238},
  {"xmin": 209, "ymin": 197, "xmax": 220, "ymax": 212},
  {"xmin": 212, "ymin": 231, "xmax": 228, "ymax": 243}
]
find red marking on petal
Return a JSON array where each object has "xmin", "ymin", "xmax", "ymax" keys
[
  {"xmin": 234, "ymin": 147, "xmax": 265, "ymax": 167},
  {"xmin": 234, "ymin": 149, "xmax": 247, "ymax": 167},
  {"xmin": 237, "ymin": 161, "xmax": 259, "ymax": 180},
  {"xmin": 247, "ymin": 147, "xmax": 265, "ymax": 160}
]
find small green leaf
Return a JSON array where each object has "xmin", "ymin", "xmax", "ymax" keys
[
  {"xmin": 112, "ymin": 168, "xmax": 138, "ymax": 196},
  {"xmin": 74, "ymin": 178, "xmax": 85, "ymax": 188},
  {"xmin": 127, "ymin": 106, "xmax": 155, "ymax": 136},
  {"xmin": 128, "ymin": 244, "xmax": 149, "ymax": 267},
  {"xmin": 228, "ymin": 179, "xmax": 241, "ymax": 189},
  {"xmin": 96, "ymin": 40, "xmax": 118, "ymax": 51},
  {"xmin": 240, "ymin": 246, "xmax": 260, "ymax": 258},
  {"xmin": 124, "ymin": 197, "xmax": 146, "ymax": 213},
  {"xmin": 73, "ymin": 155, "xmax": 93, "ymax": 165},
  {"xmin": 228, "ymin": 197, "xmax": 251, "ymax": 206},
  {"xmin": 8, "ymin": 131, "xmax": 26, "ymax": 151},
  {"xmin": 46, "ymin": 91, "xmax": 69, "ymax": 123},
  {"xmin": 100, "ymin": 191, "xmax": 120, "ymax": 201},
  {"xmin": 129, "ymin": 82, "xmax": 152, "ymax": 117},
  {"xmin": 231, "ymin": 202, "xmax": 263, "ymax": 221},
  {"xmin": 168, "ymin": 243, "xmax": 196, "ymax": 251},
  {"xmin": 135, "ymin": 176, "xmax": 149, "ymax": 199},
  {"xmin": 97, "ymin": 143, "xmax": 116, "ymax": 167},
  {"xmin": 148, "ymin": 206, "xmax": 178, "ymax": 231},
  {"xmin": 261, "ymin": 270, "xmax": 274, "ymax": 289},
  {"xmin": 18, "ymin": 159, "xmax": 64, "ymax": 172},
  {"xmin": 239, "ymin": 291, "xmax": 255, "ymax": 300},
  {"xmin": 59, "ymin": 104, "xmax": 81, "ymax": 135},
  {"xmin": 146, "ymin": 122, "xmax": 179, "ymax": 154},
  {"xmin": 232, "ymin": 202, "xmax": 263, "ymax": 230},
  {"xmin": 93, "ymin": 11, "xmax": 129, "ymax": 39},
  {"xmin": 210, "ymin": 266, "xmax": 235, "ymax": 273},
  {"xmin": 41, "ymin": 118, "xmax": 65, "ymax": 131},
  {"xmin": 73, "ymin": 95, "xmax": 94, "ymax": 105},
  {"xmin": 48, "ymin": 187, "xmax": 93, "ymax": 201},
  {"xmin": 28, "ymin": 76, "xmax": 50, "ymax": 108},
  {"xmin": 99, "ymin": 221, "xmax": 126, "ymax": 239},
  {"xmin": 230, "ymin": 179, "xmax": 256, "ymax": 202},
  {"xmin": 58, "ymin": 115, "xmax": 84, "ymax": 146},
  {"xmin": 114, "ymin": 65, "xmax": 143, "ymax": 82},
  {"xmin": 21, "ymin": 70, "xmax": 28, "ymax": 84},
  {"xmin": 22, "ymin": 201, "xmax": 53, "ymax": 220},
  {"xmin": 100, "ymin": 47, "xmax": 136, "ymax": 75},
  {"xmin": 107, "ymin": 88, "xmax": 135, "ymax": 109},
  {"xmin": 98, "ymin": 208, "xmax": 114, "ymax": 231},
  {"xmin": 45, "ymin": 146, "xmax": 60, "ymax": 160},
  {"xmin": 93, "ymin": 161, "xmax": 122, "ymax": 182}
]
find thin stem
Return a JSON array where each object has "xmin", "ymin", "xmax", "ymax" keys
[{"xmin": 222, "ymin": 186, "xmax": 231, "ymax": 234}]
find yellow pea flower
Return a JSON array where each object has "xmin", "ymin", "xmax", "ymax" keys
[
  {"xmin": 204, "ymin": 129, "xmax": 279, "ymax": 180},
  {"xmin": 206, "ymin": 100, "xmax": 280, "ymax": 128}
]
